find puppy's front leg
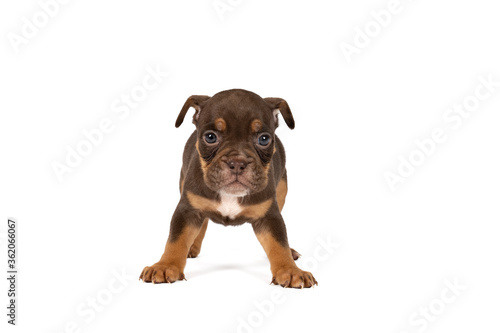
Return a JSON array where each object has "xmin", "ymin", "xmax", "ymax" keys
[
  {"xmin": 140, "ymin": 204, "xmax": 203, "ymax": 284},
  {"xmin": 253, "ymin": 212, "xmax": 318, "ymax": 288}
]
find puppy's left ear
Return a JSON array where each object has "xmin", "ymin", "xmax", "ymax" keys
[
  {"xmin": 263, "ymin": 97, "xmax": 295, "ymax": 129},
  {"xmin": 175, "ymin": 95, "xmax": 211, "ymax": 127}
]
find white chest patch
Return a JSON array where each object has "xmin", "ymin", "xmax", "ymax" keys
[{"xmin": 217, "ymin": 194, "xmax": 243, "ymax": 219}]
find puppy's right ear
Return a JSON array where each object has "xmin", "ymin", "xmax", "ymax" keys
[{"xmin": 175, "ymin": 95, "xmax": 211, "ymax": 128}]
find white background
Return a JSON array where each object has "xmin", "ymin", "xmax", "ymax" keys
[{"xmin": 1, "ymin": 0, "xmax": 500, "ymax": 332}]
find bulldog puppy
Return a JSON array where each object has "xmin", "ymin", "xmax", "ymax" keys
[{"xmin": 140, "ymin": 89, "xmax": 317, "ymax": 288}]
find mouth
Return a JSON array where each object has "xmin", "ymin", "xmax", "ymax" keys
[{"xmin": 220, "ymin": 179, "xmax": 251, "ymax": 197}]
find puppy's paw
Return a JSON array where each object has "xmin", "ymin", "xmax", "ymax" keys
[
  {"xmin": 139, "ymin": 263, "xmax": 186, "ymax": 284},
  {"xmin": 271, "ymin": 267, "xmax": 317, "ymax": 289}
]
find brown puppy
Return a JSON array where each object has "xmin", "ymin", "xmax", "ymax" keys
[{"xmin": 140, "ymin": 89, "xmax": 317, "ymax": 288}]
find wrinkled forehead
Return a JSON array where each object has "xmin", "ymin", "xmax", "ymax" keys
[{"xmin": 198, "ymin": 96, "xmax": 275, "ymax": 134}]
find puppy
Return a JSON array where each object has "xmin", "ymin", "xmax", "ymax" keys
[{"xmin": 140, "ymin": 89, "xmax": 317, "ymax": 288}]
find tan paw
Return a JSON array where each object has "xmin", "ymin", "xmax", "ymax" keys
[
  {"xmin": 271, "ymin": 267, "xmax": 317, "ymax": 288},
  {"xmin": 139, "ymin": 263, "xmax": 186, "ymax": 284}
]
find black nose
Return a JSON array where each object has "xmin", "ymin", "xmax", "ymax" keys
[{"xmin": 226, "ymin": 158, "xmax": 248, "ymax": 174}]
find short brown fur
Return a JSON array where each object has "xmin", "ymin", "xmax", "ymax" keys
[{"xmin": 140, "ymin": 89, "xmax": 317, "ymax": 288}]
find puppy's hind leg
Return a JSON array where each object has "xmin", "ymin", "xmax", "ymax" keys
[
  {"xmin": 188, "ymin": 218, "xmax": 208, "ymax": 258},
  {"xmin": 179, "ymin": 172, "xmax": 208, "ymax": 259}
]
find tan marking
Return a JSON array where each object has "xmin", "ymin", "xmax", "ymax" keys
[
  {"xmin": 276, "ymin": 179, "xmax": 287, "ymax": 212},
  {"xmin": 241, "ymin": 198, "xmax": 272, "ymax": 219},
  {"xmin": 251, "ymin": 119, "xmax": 262, "ymax": 133},
  {"xmin": 195, "ymin": 140, "xmax": 209, "ymax": 172},
  {"xmin": 255, "ymin": 231, "xmax": 295, "ymax": 272},
  {"xmin": 188, "ymin": 218, "xmax": 208, "ymax": 258},
  {"xmin": 195, "ymin": 140, "xmax": 212, "ymax": 186},
  {"xmin": 215, "ymin": 118, "xmax": 226, "ymax": 132},
  {"xmin": 187, "ymin": 191, "xmax": 217, "ymax": 212},
  {"xmin": 158, "ymin": 225, "xmax": 201, "ymax": 269},
  {"xmin": 187, "ymin": 191, "xmax": 272, "ymax": 220},
  {"xmin": 262, "ymin": 164, "xmax": 270, "ymax": 182}
]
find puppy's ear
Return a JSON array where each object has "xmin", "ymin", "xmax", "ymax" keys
[
  {"xmin": 263, "ymin": 97, "xmax": 295, "ymax": 129},
  {"xmin": 175, "ymin": 95, "xmax": 211, "ymax": 128}
]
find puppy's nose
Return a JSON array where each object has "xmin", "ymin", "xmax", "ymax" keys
[{"xmin": 226, "ymin": 158, "xmax": 248, "ymax": 175}]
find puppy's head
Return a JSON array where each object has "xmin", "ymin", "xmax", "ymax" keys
[{"xmin": 176, "ymin": 89, "xmax": 294, "ymax": 197}]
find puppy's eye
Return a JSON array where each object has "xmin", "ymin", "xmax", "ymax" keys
[
  {"xmin": 258, "ymin": 134, "xmax": 271, "ymax": 146},
  {"xmin": 204, "ymin": 132, "xmax": 218, "ymax": 144}
]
